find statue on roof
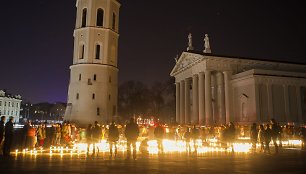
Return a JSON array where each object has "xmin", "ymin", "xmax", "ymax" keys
[
  {"xmin": 187, "ymin": 33, "xmax": 194, "ymax": 51},
  {"xmin": 203, "ymin": 34, "xmax": 211, "ymax": 53}
]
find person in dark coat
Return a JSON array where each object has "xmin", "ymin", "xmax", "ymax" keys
[
  {"xmin": 91, "ymin": 121, "xmax": 102, "ymax": 156},
  {"xmin": 270, "ymin": 119, "xmax": 279, "ymax": 154},
  {"xmin": 3, "ymin": 117, "xmax": 14, "ymax": 157},
  {"xmin": 264, "ymin": 124, "xmax": 272, "ymax": 154},
  {"xmin": 125, "ymin": 118, "xmax": 139, "ymax": 160},
  {"xmin": 86, "ymin": 124, "xmax": 92, "ymax": 156},
  {"xmin": 250, "ymin": 123, "xmax": 258, "ymax": 152},
  {"xmin": 0, "ymin": 116, "xmax": 5, "ymax": 146},
  {"xmin": 154, "ymin": 123, "xmax": 164, "ymax": 153},
  {"xmin": 108, "ymin": 121, "xmax": 119, "ymax": 158}
]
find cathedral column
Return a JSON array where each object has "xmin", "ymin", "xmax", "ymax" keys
[
  {"xmin": 216, "ymin": 72, "xmax": 225, "ymax": 124},
  {"xmin": 223, "ymin": 71, "xmax": 232, "ymax": 123},
  {"xmin": 296, "ymin": 86, "xmax": 303, "ymax": 123},
  {"xmin": 180, "ymin": 80, "xmax": 185, "ymax": 124},
  {"xmin": 198, "ymin": 72, "xmax": 205, "ymax": 125},
  {"xmin": 176, "ymin": 82, "xmax": 180, "ymax": 124},
  {"xmin": 267, "ymin": 83, "xmax": 273, "ymax": 120},
  {"xmin": 185, "ymin": 78, "xmax": 191, "ymax": 124},
  {"xmin": 192, "ymin": 74, "xmax": 199, "ymax": 125},
  {"xmin": 205, "ymin": 70, "xmax": 213, "ymax": 125},
  {"xmin": 283, "ymin": 84, "xmax": 290, "ymax": 122}
]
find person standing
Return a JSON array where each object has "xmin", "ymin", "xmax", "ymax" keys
[
  {"xmin": 184, "ymin": 127, "xmax": 192, "ymax": 154},
  {"xmin": 86, "ymin": 124, "xmax": 92, "ymax": 156},
  {"xmin": 191, "ymin": 125, "xmax": 199, "ymax": 153},
  {"xmin": 270, "ymin": 119, "xmax": 279, "ymax": 154},
  {"xmin": 250, "ymin": 123, "xmax": 258, "ymax": 153},
  {"xmin": 264, "ymin": 124, "xmax": 272, "ymax": 154},
  {"xmin": 37, "ymin": 124, "xmax": 46, "ymax": 147},
  {"xmin": 154, "ymin": 123, "xmax": 164, "ymax": 153},
  {"xmin": 92, "ymin": 121, "xmax": 102, "ymax": 156},
  {"xmin": 0, "ymin": 116, "xmax": 5, "ymax": 148},
  {"xmin": 3, "ymin": 117, "xmax": 14, "ymax": 157},
  {"xmin": 258, "ymin": 125, "xmax": 265, "ymax": 153},
  {"xmin": 227, "ymin": 122, "xmax": 236, "ymax": 153},
  {"xmin": 108, "ymin": 121, "xmax": 119, "ymax": 158},
  {"xmin": 125, "ymin": 118, "xmax": 139, "ymax": 160}
]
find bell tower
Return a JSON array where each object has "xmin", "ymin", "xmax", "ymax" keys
[{"xmin": 65, "ymin": 0, "xmax": 120, "ymax": 125}]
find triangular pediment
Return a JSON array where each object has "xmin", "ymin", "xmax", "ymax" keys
[{"xmin": 170, "ymin": 52, "xmax": 204, "ymax": 76}]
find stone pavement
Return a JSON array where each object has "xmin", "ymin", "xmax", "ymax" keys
[{"xmin": 0, "ymin": 148, "xmax": 306, "ymax": 174}]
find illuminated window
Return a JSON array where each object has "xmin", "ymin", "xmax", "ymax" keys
[
  {"xmin": 96, "ymin": 8, "xmax": 104, "ymax": 27},
  {"xmin": 95, "ymin": 45, "xmax": 100, "ymax": 59},
  {"xmin": 82, "ymin": 8, "xmax": 87, "ymax": 27}
]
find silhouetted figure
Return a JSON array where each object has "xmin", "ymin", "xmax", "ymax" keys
[
  {"xmin": 270, "ymin": 119, "xmax": 279, "ymax": 154},
  {"xmin": 86, "ymin": 124, "xmax": 92, "ymax": 156},
  {"xmin": 3, "ymin": 117, "xmax": 14, "ymax": 157},
  {"xmin": 125, "ymin": 118, "xmax": 139, "ymax": 160},
  {"xmin": 250, "ymin": 123, "xmax": 258, "ymax": 152},
  {"xmin": 154, "ymin": 123, "xmax": 164, "ymax": 153},
  {"xmin": 227, "ymin": 122, "xmax": 236, "ymax": 152},
  {"xmin": 0, "ymin": 116, "xmax": 5, "ymax": 148},
  {"xmin": 108, "ymin": 121, "xmax": 119, "ymax": 158},
  {"xmin": 22, "ymin": 120, "xmax": 31, "ymax": 149},
  {"xmin": 191, "ymin": 125, "xmax": 199, "ymax": 153},
  {"xmin": 92, "ymin": 121, "xmax": 102, "ymax": 156},
  {"xmin": 299, "ymin": 127, "xmax": 306, "ymax": 150},
  {"xmin": 264, "ymin": 124, "xmax": 272, "ymax": 154},
  {"xmin": 184, "ymin": 128, "xmax": 192, "ymax": 154},
  {"xmin": 258, "ymin": 125, "xmax": 265, "ymax": 152}
]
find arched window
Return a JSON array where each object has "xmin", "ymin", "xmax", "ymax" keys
[
  {"xmin": 80, "ymin": 45, "xmax": 85, "ymax": 59},
  {"xmin": 95, "ymin": 44, "xmax": 100, "ymax": 59},
  {"xmin": 112, "ymin": 12, "xmax": 116, "ymax": 30},
  {"xmin": 81, "ymin": 8, "xmax": 87, "ymax": 27},
  {"xmin": 96, "ymin": 8, "xmax": 104, "ymax": 27}
]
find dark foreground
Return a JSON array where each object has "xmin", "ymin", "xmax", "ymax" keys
[{"xmin": 1, "ymin": 148, "xmax": 306, "ymax": 174}]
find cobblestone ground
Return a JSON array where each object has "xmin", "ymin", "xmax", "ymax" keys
[{"xmin": 1, "ymin": 148, "xmax": 306, "ymax": 174}]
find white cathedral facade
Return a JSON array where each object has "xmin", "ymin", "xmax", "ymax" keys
[
  {"xmin": 171, "ymin": 34, "xmax": 306, "ymax": 126},
  {"xmin": 65, "ymin": 0, "xmax": 120, "ymax": 125}
]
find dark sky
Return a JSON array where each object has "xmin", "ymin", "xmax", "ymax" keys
[{"xmin": 1, "ymin": 0, "xmax": 305, "ymax": 103}]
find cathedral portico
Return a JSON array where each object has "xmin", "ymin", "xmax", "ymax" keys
[{"xmin": 171, "ymin": 33, "xmax": 306, "ymax": 125}]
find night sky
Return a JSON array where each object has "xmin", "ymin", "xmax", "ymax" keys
[{"xmin": 1, "ymin": 0, "xmax": 305, "ymax": 103}]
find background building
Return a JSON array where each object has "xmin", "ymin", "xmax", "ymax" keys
[
  {"xmin": 65, "ymin": 0, "xmax": 120, "ymax": 126},
  {"xmin": 0, "ymin": 90, "xmax": 22, "ymax": 123},
  {"xmin": 170, "ymin": 34, "xmax": 306, "ymax": 125}
]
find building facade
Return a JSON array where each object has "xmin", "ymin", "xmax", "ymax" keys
[
  {"xmin": 0, "ymin": 90, "xmax": 22, "ymax": 123},
  {"xmin": 170, "ymin": 34, "xmax": 306, "ymax": 125},
  {"xmin": 65, "ymin": 0, "xmax": 120, "ymax": 125}
]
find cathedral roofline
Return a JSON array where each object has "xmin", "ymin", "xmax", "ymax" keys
[{"xmin": 184, "ymin": 50, "xmax": 306, "ymax": 66}]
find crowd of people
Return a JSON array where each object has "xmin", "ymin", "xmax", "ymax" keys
[{"xmin": 1, "ymin": 115, "xmax": 306, "ymax": 159}]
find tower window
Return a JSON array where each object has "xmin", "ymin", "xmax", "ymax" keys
[
  {"xmin": 76, "ymin": 93, "xmax": 79, "ymax": 100},
  {"xmin": 97, "ymin": 107, "xmax": 100, "ymax": 116},
  {"xmin": 96, "ymin": 8, "xmax": 104, "ymax": 27},
  {"xmin": 92, "ymin": 93, "xmax": 95, "ymax": 99},
  {"xmin": 79, "ymin": 74, "xmax": 82, "ymax": 81},
  {"xmin": 79, "ymin": 45, "xmax": 85, "ymax": 59},
  {"xmin": 94, "ymin": 74, "xmax": 97, "ymax": 81},
  {"xmin": 95, "ymin": 45, "xmax": 100, "ymax": 59},
  {"xmin": 112, "ymin": 13, "xmax": 116, "ymax": 30},
  {"xmin": 81, "ymin": 8, "xmax": 87, "ymax": 27}
]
